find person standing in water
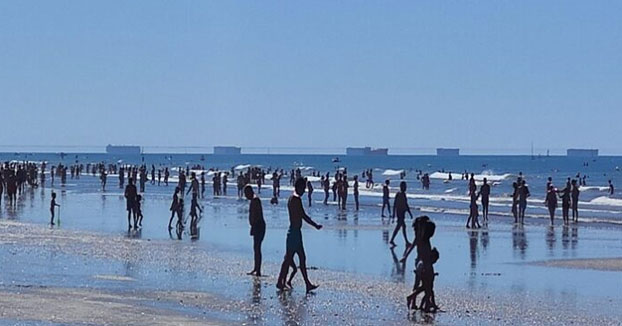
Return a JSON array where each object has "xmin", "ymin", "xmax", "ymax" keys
[
  {"xmin": 168, "ymin": 187, "xmax": 181, "ymax": 229},
  {"xmin": 558, "ymin": 181, "xmax": 571, "ymax": 224},
  {"xmin": 164, "ymin": 167, "xmax": 169, "ymax": 186},
  {"xmin": 124, "ymin": 178, "xmax": 138, "ymax": 230},
  {"xmin": 518, "ymin": 180, "xmax": 530, "ymax": 224},
  {"xmin": 545, "ymin": 184, "xmax": 558, "ymax": 225},
  {"xmin": 353, "ymin": 175, "xmax": 360, "ymax": 211},
  {"xmin": 389, "ymin": 181, "xmax": 413, "ymax": 248},
  {"xmin": 276, "ymin": 178, "xmax": 323, "ymax": 293},
  {"xmin": 341, "ymin": 174, "xmax": 349, "ymax": 210},
  {"xmin": 50, "ymin": 192, "xmax": 60, "ymax": 225},
  {"xmin": 609, "ymin": 180, "xmax": 615, "ymax": 196},
  {"xmin": 571, "ymin": 179, "xmax": 580, "ymax": 222},
  {"xmin": 381, "ymin": 180, "xmax": 391, "ymax": 218},
  {"xmin": 245, "ymin": 185, "xmax": 266, "ymax": 276},
  {"xmin": 480, "ymin": 178, "xmax": 490, "ymax": 224},
  {"xmin": 307, "ymin": 179, "xmax": 314, "ymax": 207},
  {"xmin": 323, "ymin": 173, "xmax": 330, "ymax": 205}
]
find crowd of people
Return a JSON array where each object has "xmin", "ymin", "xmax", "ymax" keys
[{"xmin": 3, "ymin": 158, "xmax": 617, "ymax": 315}]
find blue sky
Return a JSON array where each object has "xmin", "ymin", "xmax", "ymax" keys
[{"xmin": 1, "ymin": 1, "xmax": 621, "ymax": 154}]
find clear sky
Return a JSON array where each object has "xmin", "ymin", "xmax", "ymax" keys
[{"xmin": 1, "ymin": 1, "xmax": 621, "ymax": 154}]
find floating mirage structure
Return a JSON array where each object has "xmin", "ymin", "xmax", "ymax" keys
[
  {"xmin": 436, "ymin": 148, "xmax": 460, "ymax": 156},
  {"xmin": 106, "ymin": 144, "xmax": 142, "ymax": 155},
  {"xmin": 567, "ymin": 149, "xmax": 599, "ymax": 157},
  {"xmin": 346, "ymin": 147, "xmax": 389, "ymax": 156},
  {"xmin": 213, "ymin": 146, "xmax": 242, "ymax": 155}
]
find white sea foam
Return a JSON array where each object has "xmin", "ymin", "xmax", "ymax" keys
[
  {"xmin": 580, "ymin": 186, "xmax": 609, "ymax": 192},
  {"xmin": 382, "ymin": 169, "xmax": 404, "ymax": 176},
  {"xmin": 234, "ymin": 164, "xmax": 251, "ymax": 171},
  {"xmin": 429, "ymin": 171, "xmax": 512, "ymax": 182},
  {"xmin": 589, "ymin": 196, "xmax": 622, "ymax": 207}
]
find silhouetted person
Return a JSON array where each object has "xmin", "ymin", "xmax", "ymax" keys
[
  {"xmin": 353, "ymin": 175, "xmax": 359, "ymax": 211},
  {"xmin": 135, "ymin": 194, "xmax": 143, "ymax": 228},
  {"xmin": 389, "ymin": 181, "xmax": 413, "ymax": 248},
  {"xmin": 609, "ymin": 180, "xmax": 614, "ymax": 196},
  {"xmin": 50, "ymin": 192, "xmax": 60, "ymax": 225},
  {"xmin": 545, "ymin": 185, "xmax": 557, "ymax": 225},
  {"xmin": 307, "ymin": 179, "xmax": 313, "ymax": 207},
  {"xmin": 189, "ymin": 192, "xmax": 202, "ymax": 234},
  {"xmin": 381, "ymin": 180, "xmax": 391, "ymax": 218},
  {"xmin": 558, "ymin": 181, "xmax": 571, "ymax": 224},
  {"xmin": 466, "ymin": 191, "xmax": 480, "ymax": 229},
  {"xmin": 276, "ymin": 178, "xmax": 323, "ymax": 293},
  {"xmin": 245, "ymin": 185, "xmax": 266, "ymax": 276},
  {"xmin": 124, "ymin": 178, "xmax": 138, "ymax": 229},
  {"xmin": 168, "ymin": 187, "xmax": 181, "ymax": 229},
  {"xmin": 511, "ymin": 182, "xmax": 519, "ymax": 223},
  {"xmin": 480, "ymin": 178, "xmax": 490, "ymax": 223},
  {"xmin": 518, "ymin": 180, "xmax": 530, "ymax": 223},
  {"xmin": 571, "ymin": 179, "xmax": 580, "ymax": 222}
]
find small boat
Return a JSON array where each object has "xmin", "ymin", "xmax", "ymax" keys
[{"xmin": 332, "ymin": 157, "xmax": 340, "ymax": 163}]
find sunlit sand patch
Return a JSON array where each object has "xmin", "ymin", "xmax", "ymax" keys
[
  {"xmin": 93, "ymin": 274, "xmax": 135, "ymax": 281},
  {"xmin": 532, "ymin": 257, "xmax": 622, "ymax": 272}
]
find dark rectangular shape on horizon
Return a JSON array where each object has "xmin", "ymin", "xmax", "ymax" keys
[
  {"xmin": 213, "ymin": 146, "xmax": 242, "ymax": 155},
  {"xmin": 106, "ymin": 145, "xmax": 142, "ymax": 155},
  {"xmin": 436, "ymin": 148, "xmax": 460, "ymax": 156},
  {"xmin": 567, "ymin": 149, "xmax": 598, "ymax": 157},
  {"xmin": 346, "ymin": 147, "xmax": 389, "ymax": 156}
]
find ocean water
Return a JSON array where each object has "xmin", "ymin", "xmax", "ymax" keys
[{"xmin": 4, "ymin": 152, "xmax": 622, "ymax": 225}]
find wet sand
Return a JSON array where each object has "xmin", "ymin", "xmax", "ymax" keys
[
  {"xmin": 1, "ymin": 175, "xmax": 622, "ymax": 325},
  {"xmin": 1, "ymin": 217, "xmax": 622, "ymax": 325},
  {"xmin": 533, "ymin": 257, "xmax": 622, "ymax": 272}
]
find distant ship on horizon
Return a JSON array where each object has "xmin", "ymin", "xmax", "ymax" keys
[{"xmin": 106, "ymin": 144, "xmax": 142, "ymax": 155}]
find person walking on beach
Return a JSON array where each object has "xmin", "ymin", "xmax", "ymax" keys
[
  {"xmin": 276, "ymin": 178, "xmax": 323, "ymax": 293},
  {"xmin": 307, "ymin": 179, "xmax": 314, "ymax": 207},
  {"xmin": 571, "ymin": 179, "xmax": 580, "ymax": 223},
  {"xmin": 119, "ymin": 166, "xmax": 125, "ymax": 189},
  {"xmin": 100, "ymin": 170, "xmax": 107, "ymax": 191},
  {"xmin": 341, "ymin": 174, "xmax": 349, "ymax": 210},
  {"xmin": 245, "ymin": 185, "xmax": 266, "ymax": 276},
  {"xmin": 124, "ymin": 178, "xmax": 138, "ymax": 229},
  {"xmin": 558, "ymin": 181, "xmax": 571, "ymax": 224},
  {"xmin": 466, "ymin": 190, "xmax": 480, "ymax": 229},
  {"xmin": 545, "ymin": 185, "xmax": 557, "ymax": 225},
  {"xmin": 480, "ymin": 178, "xmax": 490, "ymax": 224},
  {"xmin": 511, "ymin": 182, "xmax": 519, "ymax": 223},
  {"xmin": 518, "ymin": 180, "xmax": 530, "ymax": 224},
  {"xmin": 323, "ymin": 174, "xmax": 330, "ymax": 205},
  {"xmin": 389, "ymin": 181, "xmax": 413, "ymax": 248},
  {"xmin": 353, "ymin": 175, "xmax": 360, "ymax": 211},
  {"xmin": 186, "ymin": 172, "xmax": 199, "ymax": 198},
  {"xmin": 189, "ymin": 192, "xmax": 202, "ymax": 234},
  {"xmin": 168, "ymin": 187, "xmax": 182, "ymax": 229},
  {"xmin": 50, "ymin": 192, "xmax": 60, "ymax": 225},
  {"xmin": 381, "ymin": 180, "xmax": 391, "ymax": 218}
]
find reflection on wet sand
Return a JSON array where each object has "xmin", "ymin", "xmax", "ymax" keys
[
  {"xmin": 546, "ymin": 226, "xmax": 556, "ymax": 254},
  {"xmin": 468, "ymin": 230, "xmax": 479, "ymax": 270},
  {"xmin": 278, "ymin": 291, "xmax": 308, "ymax": 326},
  {"xmin": 245, "ymin": 278, "xmax": 264, "ymax": 324},
  {"xmin": 390, "ymin": 247, "xmax": 406, "ymax": 281},
  {"xmin": 512, "ymin": 225, "xmax": 528, "ymax": 260}
]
